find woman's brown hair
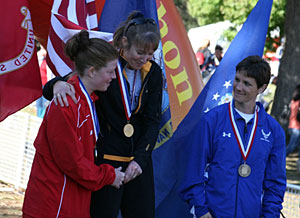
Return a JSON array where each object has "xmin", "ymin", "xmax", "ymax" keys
[
  {"xmin": 113, "ymin": 11, "xmax": 160, "ymax": 52},
  {"xmin": 65, "ymin": 30, "xmax": 118, "ymax": 76}
]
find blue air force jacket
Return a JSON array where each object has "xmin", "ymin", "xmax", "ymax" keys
[{"xmin": 179, "ymin": 102, "xmax": 286, "ymax": 218}]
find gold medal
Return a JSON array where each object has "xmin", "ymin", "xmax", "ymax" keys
[
  {"xmin": 123, "ymin": 123, "xmax": 134, "ymax": 137},
  {"xmin": 238, "ymin": 163, "xmax": 251, "ymax": 177}
]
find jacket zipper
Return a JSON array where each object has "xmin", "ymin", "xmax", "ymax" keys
[
  {"xmin": 128, "ymin": 73, "xmax": 150, "ymax": 155},
  {"xmin": 234, "ymin": 157, "xmax": 243, "ymax": 218},
  {"xmin": 235, "ymin": 121, "xmax": 247, "ymax": 217},
  {"xmin": 132, "ymin": 73, "xmax": 150, "ymax": 115}
]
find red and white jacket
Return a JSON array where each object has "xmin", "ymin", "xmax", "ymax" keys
[
  {"xmin": 23, "ymin": 75, "xmax": 115, "ymax": 218},
  {"xmin": 289, "ymin": 99, "xmax": 300, "ymax": 129}
]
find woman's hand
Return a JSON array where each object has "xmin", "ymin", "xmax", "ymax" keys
[
  {"xmin": 111, "ymin": 167, "xmax": 125, "ymax": 189},
  {"xmin": 53, "ymin": 81, "xmax": 77, "ymax": 107},
  {"xmin": 124, "ymin": 160, "xmax": 142, "ymax": 183},
  {"xmin": 200, "ymin": 212, "xmax": 212, "ymax": 218}
]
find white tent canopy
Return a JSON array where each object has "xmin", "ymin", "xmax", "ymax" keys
[{"xmin": 187, "ymin": 21, "xmax": 233, "ymax": 53}]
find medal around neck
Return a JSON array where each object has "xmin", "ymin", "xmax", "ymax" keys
[
  {"xmin": 123, "ymin": 123, "xmax": 134, "ymax": 137},
  {"xmin": 229, "ymin": 102, "xmax": 257, "ymax": 178},
  {"xmin": 238, "ymin": 163, "xmax": 251, "ymax": 177},
  {"xmin": 116, "ymin": 61, "xmax": 136, "ymax": 138}
]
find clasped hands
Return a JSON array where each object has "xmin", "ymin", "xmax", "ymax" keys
[
  {"xmin": 111, "ymin": 161, "xmax": 142, "ymax": 189},
  {"xmin": 53, "ymin": 82, "xmax": 143, "ymax": 187}
]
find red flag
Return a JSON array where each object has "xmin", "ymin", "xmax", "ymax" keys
[
  {"xmin": 0, "ymin": 0, "xmax": 42, "ymax": 122},
  {"xmin": 29, "ymin": 0, "xmax": 53, "ymax": 49},
  {"xmin": 46, "ymin": 0, "xmax": 112, "ymax": 76}
]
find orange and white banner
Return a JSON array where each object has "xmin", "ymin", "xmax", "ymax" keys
[{"xmin": 157, "ymin": 0, "xmax": 203, "ymax": 132}]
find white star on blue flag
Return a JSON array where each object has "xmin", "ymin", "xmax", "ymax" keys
[{"xmin": 223, "ymin": 80, "xmax": 232, "ymax": 89}]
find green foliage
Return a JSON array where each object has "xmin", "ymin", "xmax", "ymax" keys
[
  {"xmin": 174, "ymin": 0, "xmax": 198, "ymax": 30},
  {"xmin": 181, "ymin": 0, "xmax": 286, "ymax": 50},
  {"xmin": 222, "ymin": 27, "xmax": 238, "ymax": 42},
  {"xmin": 267, "ymin": 0, "xmax": 286, "ymax": 50},
  {"xmin": 188, "ymin": 0, "xmax": 257, "ymax": 26}
]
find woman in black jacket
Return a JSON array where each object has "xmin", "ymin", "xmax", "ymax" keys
[{"xmin": 43, "ymin": 11, "xmax": 162, "ymax": 218}]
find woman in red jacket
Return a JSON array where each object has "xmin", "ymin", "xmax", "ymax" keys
[
  {"xmin": 43, "ymin": 11, "xmax": 162, "ymax": 218},
  {"xmin": 22, "ymin": 30, "xmax": 124, "ymax": 218},
  {"xmin": 286, "ymin": 84, "xmax": 300, "ymax": 171}
]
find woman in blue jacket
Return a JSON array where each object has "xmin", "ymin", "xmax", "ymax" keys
[{"xmin": 180, "ymin": 55, "xmax": 286, "ymax": 218}]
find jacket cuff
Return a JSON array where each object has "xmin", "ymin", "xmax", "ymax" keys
[
  {"xmin": 43, "ymin": 76, "xmax": 65, "ymax": 100},
  {"xmin": 100, "ymin": 163, "xmax": 116, "ymax": 185},
  {"xmin": 133, "ymin": 155, "xmax": 148, "ymax": 171}
]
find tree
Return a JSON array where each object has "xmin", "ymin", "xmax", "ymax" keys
[
  {"xmin": 173, "ymin": 0, "xmax": 198, "ymax": 30},
  {"xmin": 188, "ymin": 0, "xmax": 256, "ymax": 26},
  {"xmin": 182, "ymin": 0, "xmax": 285, "ymax": 50},
  {"xmin": 271, "ymin": 0, "xmax": 300, "ymax": 130}
]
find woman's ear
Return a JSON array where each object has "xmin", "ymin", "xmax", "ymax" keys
[
  {"xmin": 87, "ymin": 66, "xmax": 96, "ymax": 78},
  {"xmin": 258, "ymin": 84, "xmax": 268, "ymax": 94},
  {"xmin": 121, "ymin": 36, "xmax": 128, "ymax": 48}
]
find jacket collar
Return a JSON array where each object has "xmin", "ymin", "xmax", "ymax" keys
[
  {"xmin": 231, "ymin": 100, "xmax": 267, "ymax": 127},
  {"xmin": 119, "ymin": 56, "xmax": 152, "ymax": 82},
  {"xmin": 256, "ymin": 101, "xmax": 267, "ymax": 127},
  {"xmin": 68, "ymin": 75, "xmax": 99, "ymax": 102}
]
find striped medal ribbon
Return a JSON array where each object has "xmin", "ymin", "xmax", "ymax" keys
[
  {"xmin": 228, "ymin": 101, "xmax": 258, "ymax": 177},
  {"xmin": 78, "ymin": 77, "xmax": 100, "ymax": 158},
  {"xmin": 116, "ymin": 61, "xmax": 134, "ymax": 137}
]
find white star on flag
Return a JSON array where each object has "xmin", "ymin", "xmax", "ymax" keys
[
  {"xmin": 223, "ymin": 80, "xmax": 232, "ymax": 89},
  {"xmin": 212, "ymin": 92, "xmax": 220, "ymax": 101},
  {"xmin": 204, "ymin": 108, "xmax": 210, "ymax": 113}
]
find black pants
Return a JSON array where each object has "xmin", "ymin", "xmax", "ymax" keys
[{"xmin": 90, "ymin": 158, "xmax": 155, "ymax": 218}]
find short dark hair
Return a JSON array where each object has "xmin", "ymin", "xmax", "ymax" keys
[
  {"xmin": 292, "ymin": 84, "xmax": 300, "ymax": 101},
  {"xmin": 215, "ymin": 45, "xmax": 223, "ymax": 51},
  {"xmin": 236, "ymin": 55, "xmax": 271, "ymax": 88}
]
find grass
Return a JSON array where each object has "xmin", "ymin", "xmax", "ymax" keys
[{"xmin": 0, "ymin": 154, "xmax": 299, "ymax": 217}]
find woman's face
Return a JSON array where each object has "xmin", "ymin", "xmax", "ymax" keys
[
  {"xmin": 123, "ymin": 43, "xmax": 155, "ymax": 70},
  {"xmin": 233, "ymin": 70, "xmax": 265, "ymax": 105},
  {"xmin": 93, "ymin": 59, "xmax": 118, "ymax": 92}
]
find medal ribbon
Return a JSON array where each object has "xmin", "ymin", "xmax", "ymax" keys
[
  {"xmin": 229, "ymin": 101, "xmax": 258, "ymax": 161},
  {"xmin": 116, "ymin": 60, "xmax": 134, "ymax": 121},
  {"xmin": 78, "ymin": 77, "xmax": 100, "ymax": 141}
]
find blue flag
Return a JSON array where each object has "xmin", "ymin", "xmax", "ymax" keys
[
  {"xmin": 98, "ymin": 1, "xmax": 159, "ymax": 33},
  {"xmin": 197, "ymin": 0, "xmax": 273, "ymax": 117},
  {"xmin": 153, "ymin": 0, "xmax": 273, "ymax": 217}
]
